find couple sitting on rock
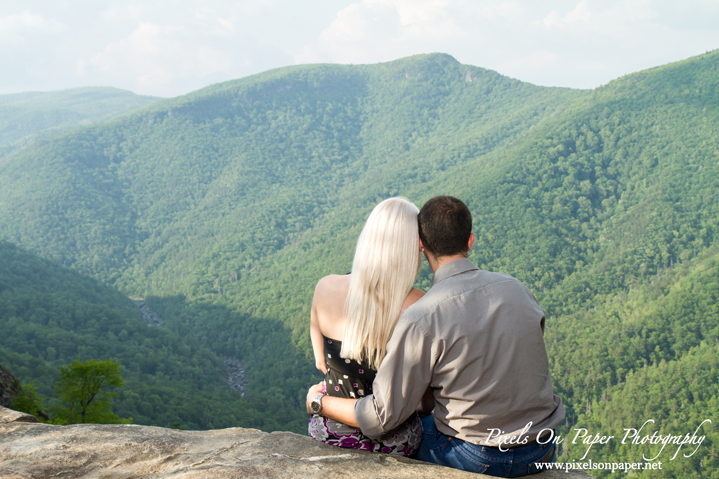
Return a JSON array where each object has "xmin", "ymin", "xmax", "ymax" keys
[{"xmin": 306, "ymin": 195, "xmax": 565, "ymax": 477}]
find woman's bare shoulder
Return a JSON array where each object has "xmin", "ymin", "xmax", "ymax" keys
[
  {"xmin": 313, "ymin": 274, "xmax": 351, "ymax": 307},
  {"xmin": 402, "ymin": 287, "xmax": 426, "ymax": 311},
  {"xmin": 313, "ymin": 275, "xmax": 349, "ymax": 338},
  {"xmin": 314, "ymin": 274, "xmax": 350, "ymax": 293}
]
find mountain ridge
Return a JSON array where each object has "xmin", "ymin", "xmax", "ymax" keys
[{"xmin": 0, "ymin": 86, "xmax": 160, "ymax": 161}]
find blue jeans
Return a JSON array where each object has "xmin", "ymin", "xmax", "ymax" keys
[{"xmin": 416, "ymin": 416, "xmax": 556, "ymax": 477}]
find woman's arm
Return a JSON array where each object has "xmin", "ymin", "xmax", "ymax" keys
[
  {"xmin": 310, "ymin": 290, "xmax": 327, "ymax": 374},
  {"xmin": 310, "ymin": 279, "xmax": 328, "ymax": 374},
  {"xmin": 310, "ymin": 275, "xmax": 349, "ymax": 374},
  {"xmin": 306, "ymin": 382, "xmax": 359, "ymax": 428}
]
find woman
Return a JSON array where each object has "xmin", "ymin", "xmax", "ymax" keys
[{"xmin": 307, "ymin": 197, "xmax": 425, "ymax": 456}]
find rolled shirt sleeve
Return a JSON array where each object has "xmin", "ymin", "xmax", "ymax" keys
[{"xmin": 354, "ymin": 317, "xmax": 434, "ymax": 438}]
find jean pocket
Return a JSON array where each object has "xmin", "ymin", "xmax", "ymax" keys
[
  {"xmin": 428, "ymin": 433, "xmax": 451, "ymax": 463},
  {"xmin": 446, "ymin": 440, "xmax": 494, "ymax": 474}
]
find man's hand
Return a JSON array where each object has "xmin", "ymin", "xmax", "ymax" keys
[
  {"xmin": 417, "ymin": 386, "xmax": 435, "ymax": 417},
  {"xmin": 306, "ymin": 382, "xmax": 324, "ymax": 415}
]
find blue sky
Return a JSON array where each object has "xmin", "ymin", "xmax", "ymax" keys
[{"xmin": 1, "ymin": 0, "xmax": 718, "ymax": 97}]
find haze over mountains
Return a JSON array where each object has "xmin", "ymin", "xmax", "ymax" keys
[
  {"xmin": 1, "ymin": 52, "xmax": 717, "ymax": 477},
  {"xmin": 0, "ymin": 87, "xmax": 159, "ymax": 160}
]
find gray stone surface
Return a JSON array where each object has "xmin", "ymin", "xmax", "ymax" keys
[
  {"xmin": 0, "ymin": 406, "xmax": 593, "ymax": 478},
  {"xmin": 0, "ymin": 406, "xmax": 39, "ymax": 424}
]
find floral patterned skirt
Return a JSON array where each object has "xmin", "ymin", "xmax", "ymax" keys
[{"xmin": 308, "ymin": 413, "xmax": 422, "ymax": 457}]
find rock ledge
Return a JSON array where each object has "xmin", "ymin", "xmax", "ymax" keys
[{"xmin": 0, "ymin": 406, "xmax": 593, "ymax": 478}]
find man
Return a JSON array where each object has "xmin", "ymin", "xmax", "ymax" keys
[{"xmin": 307, "ymin": 195, "xmax": 565, "ymax": 476}]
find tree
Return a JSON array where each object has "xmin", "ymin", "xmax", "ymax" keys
[
  {"xmin": 52, "ymin": 358, "xmax": 131, "ymax": 424},
  {"xmin": 9, "ymin": 382, "xmax": 49, "ymax": 421}
]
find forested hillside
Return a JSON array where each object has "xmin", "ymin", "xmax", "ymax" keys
[
  {"xmin": 0, "ymin": 52, "xmax": 717, "ymax": 477},
  {"xmin": 0, "ymin": 87, "xmax": 159, "ymax": 160},
  {"xmin": 0, "ymin": 240, "xmax": 301, "ymax": 431}
]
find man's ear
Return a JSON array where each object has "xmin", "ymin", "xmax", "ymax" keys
[
  {"xmin": 467, "ymin": 232, "xmax": 475, "ymax": 253},
  {"xmin": 419, "ymin": 237, "xmax": 425, "ymax": 252}
]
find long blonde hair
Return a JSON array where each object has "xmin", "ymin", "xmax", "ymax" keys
[{"xmin": 341, "ymin": 197, "xmax": 422, "ymax": 369}]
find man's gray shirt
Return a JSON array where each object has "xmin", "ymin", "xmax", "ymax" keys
[{"xmin": 354, "ymin": 258, "xmax": 565, "ymax": 446}]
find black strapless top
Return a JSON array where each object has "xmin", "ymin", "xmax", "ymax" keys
[{"xmin": 323, "ymin": 334, "xmax": 375, "ymax": 399}]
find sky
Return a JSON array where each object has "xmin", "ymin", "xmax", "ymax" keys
[{"xmin": 1, "ymin": 0, "xmax": 718, "ymax": 98}]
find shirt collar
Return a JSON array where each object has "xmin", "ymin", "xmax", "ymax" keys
[{"xmin": 431, "ymin": 257, "xmax": 479, "ymax": 287}]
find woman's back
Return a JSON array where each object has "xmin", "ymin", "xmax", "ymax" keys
[
  {"xmin": 309, "ymin": 273, "xmax": 425, "ymax": 455},
  {"xmin": 323, "ymin": 335, "xmax": 374, "ymax": 399},
  {"xmin": 311, "ymin": 274, "xmax": 350, "ymax": 345},
  {"xmin": 310, "ymin": 273, "xmax": 424, "ymax": 375},
  {"xmin": 306, "ymin": 196, "xmax": 425, "ymax": 456}
]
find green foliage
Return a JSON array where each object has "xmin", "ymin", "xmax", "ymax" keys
[
  {"xmin": 566, "ymin": 341, "xmax": 719, "ymax": 478},
  {"xmin": 0, "ymin": 241, "xmax": 306, "ymax": 432},
  {"xmin": 544, "ymin": 248, "xmax": 719, "ymax": 476},
  {"xmin": 8, "ymin": 381, "xmax": 46, "ymax": 421},
  {"xmin": 52, "ymin": 358, "xmax": 128, "ymax": 424}
]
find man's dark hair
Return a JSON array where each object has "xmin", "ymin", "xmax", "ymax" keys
[{"xmin": 418, "ymin": 196, "xmax": 472, "ymax": 257}]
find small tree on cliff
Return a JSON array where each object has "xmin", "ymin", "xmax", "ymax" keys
[
  {"xmin": 52, "ymin": 358, "xmax": 131, "ymax": 425},
  {"xmin": 10, "ymin": 382, "xmax": 49, "ymax": 421}
]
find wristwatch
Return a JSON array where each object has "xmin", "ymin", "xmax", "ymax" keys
[{"xmin": 311, "ymin": 393, "xmax": 324, "ymax": 415}]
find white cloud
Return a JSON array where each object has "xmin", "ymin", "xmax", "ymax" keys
[
  {"xmin": 291, "ymin": 0, "xmax": 719, "ymax": 91},
  {"xmin": 490, "ymin": 2, "xmax": 522, "ymax": 19},
  {"xmin": 538, "ymin": 0, "xmax": 654, "ymax": 37},
  {"xmin": 499, "ymin": 50, "xmax": 561, "ymax": 72},
  {"xmin": 0, "ymin": 11, "xmax": 67, "ymax": 46},
  {"xmin": 101, "ymin": 5, "xmax": 144, "ymax": 22},
  {"xmin": 189, "ymin": 7, "xmax": 236, "ymax": 38},
  {"xmin": 1, "ymin": 0, "xmax": 718, "ymax": 96},
  {"xmin": 74, "ymin": 17, "xmax": 294, "ymax": 96},
  {"xmin": 371, "ymin": 0, "xmax": 447, "ymax": 27},
  {"xmin": 299, "ymin": 2, "xmax": 401, "ymax": 64},
  {"xmin": 319, "ymin": 3, "xmax": 399, "ymax": 43},
  {"xmin": 298, "ymin": 0, "xmax": 470, "ymax": 65},
  {"xmin": 564, "ymin": 0, "xmax": 592, "ymax": 25},
  {"xmin": 76, "ymin": 23, "xmax": 233, "ymax": 91}
]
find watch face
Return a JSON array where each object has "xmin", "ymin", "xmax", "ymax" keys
[{"xmin": 311, "ymin": 394, "xmax": 322, "ymax": 414}]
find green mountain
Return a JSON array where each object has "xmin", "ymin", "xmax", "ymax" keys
[
  {"xmin": 562, "ymin": 247, "xmax": 719, "ymax": 477},
  {"xmin": 0, "ymin": 87, "xmax": 159, "ymax": 159},
  {"xmin": 0, "ymin": 240, "xmax": 304, "ymax": 431},
  {"xmin": 0, "ymin": 52, "xmax": 717, "ymax": 476}
]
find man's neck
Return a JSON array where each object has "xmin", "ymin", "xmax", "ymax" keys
[{"xmin": 427, "ymin": 254, "xmax": 468, "ymax": 273}]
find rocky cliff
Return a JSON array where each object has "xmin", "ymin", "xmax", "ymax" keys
[
  {"xmin": 0, "ymin": 364, "xmax": 21, "ymax": 408},
  {"xmin": 1, "ymin": 406, "xmax": 593, "ymax": 479}
]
